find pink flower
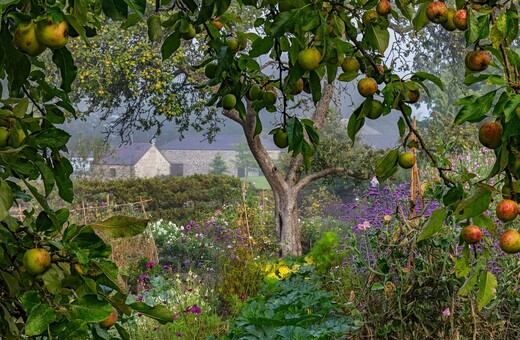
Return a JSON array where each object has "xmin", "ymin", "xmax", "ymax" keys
[
  {"xmin": 357, "ymin": 221, "xmax": 371, "ymax": 230},
  {"xmin": 173, "ymin": 313, "xmax": 179, "ymax": 320},
  {"xmin": 442, "ymin": 307, "xmax": 451, "ymax": 318},
  {"xmin": 136, "ymin": 295, "xmax": 144, "ymax": 302},
  {"xmin": 215, "ymin": 209, "xmax": 221, "ymax": 215},
  {"xmin": 146, "ymin": 261, "xmax": 157, "ymax": 268},
  {"xmin": 240, "ymin": 293, "xmax": 247, "ymax": 301},
  {"xmin": 138, "ymin": 274, "xmax": 150, "ymax": 281}
]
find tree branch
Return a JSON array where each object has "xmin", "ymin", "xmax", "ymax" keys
[{"xmin": 295, "ymin": 166, "xmax": 369, "ymax": 193}]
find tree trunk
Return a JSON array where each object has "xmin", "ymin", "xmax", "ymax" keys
[
  {"xmin": 221, "ymin": 84, "xmax": 358, "ymax": 257},
  {"xmin": 274, "ymin": 188, "xmax": 302, "ymax": 256}
]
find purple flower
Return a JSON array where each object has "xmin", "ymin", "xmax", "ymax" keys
[
  {"xmin": 185, "ymin": 224, "xmax": 192, "ymax": 231},
  {"xmin": 190, "ymin": 305, "xmax": 201, "ymax": 315},
  {"xmin": 230, "ymin": 254, "xmax": 236, "ymax": 259},
  {"xmin": 139, "ymin": 274, "xmax": 150, "ymax": 281},
  {"xmin": 175, "ymin": 332, "xmax": 184, "ymax": 338},
  {"xmin": 146, "ymin": 261, "xmax": 157, "ymax": 268},
  {"xmin": 183, "ymin": 260, "xmax": 191, "ymax": 265},
  {"xmin": 136, "ymin": 295, "xmax": 144, "ymax": 302},
  {"xmin": 173, "ymin": 313, "xmax": 179, "ymax": 320}
]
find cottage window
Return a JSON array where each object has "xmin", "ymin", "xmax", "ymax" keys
[
  {"xmin": 237, "ymin": 167, "xmax": 245, "ymax": 178},
  {"xmin": 171, "ymin": 163, "xmax": 184, "ymax": 176}
]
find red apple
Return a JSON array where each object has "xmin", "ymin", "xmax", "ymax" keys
[{"xmin": 461, "ymin": 225, "xmax": 482, "ymax": 244}]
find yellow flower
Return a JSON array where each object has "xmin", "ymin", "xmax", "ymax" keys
[
  {"xmin": 278, "ymin": 265, "xmax": 290, "ymax": 277},
  {"xmin": 304, "ymin": 256, "xmax": 314, "ymax": 265},
  {"xmin": 267, "ymin": 272, "xmax": 279, "ymax": 280}
]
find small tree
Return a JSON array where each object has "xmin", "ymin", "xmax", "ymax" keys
[
  {"xmin": 209, "ymin": 153, "xmax": 229, "ymax": 175},
  {"xmin": 234, "ymin": 141, "xmax": 260, "ymax": 178}
]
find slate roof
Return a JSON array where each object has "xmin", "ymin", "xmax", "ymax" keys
[
  {"xmin": 159, "ymin": 134, "xmax": 279, "ymax": 151},
  {"xmin": 98, "ymin": 143, "xmax": 153, "ymax": 165}
]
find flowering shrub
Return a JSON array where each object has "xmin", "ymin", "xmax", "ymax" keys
[
  {"xmin": 319, "ymin": 182, "xmax": 520, "ymax": 338},
  {"xmin": 125, "ymin": 265, "xmax": 226, "ymax": 338}
]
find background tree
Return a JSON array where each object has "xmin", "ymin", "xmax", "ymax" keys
[
  {"xmin": 234, "ymin": 141, "xmax": 261, "ymax": 178},
  {"xmin": 209, "ymin": 153, "xmax": 229, "ymax": 175}
]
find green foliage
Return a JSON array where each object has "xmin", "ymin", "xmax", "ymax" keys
[
  {"xmin": 73, "ymin": 174, "xmax": 242, "ymax": 224},
  {"xmin": 227, "ymin": 276, "xmax": 359, "ymax": 339},
  {"xmin": 308, "ymin": 232, "xmax": 341, "ymax": 274},
  {"xmin": 209, "ymin": 153, "xmax": 229, "ymax": 175},
  {"xmin": 124, "ymin": 267, "xmax": 227, "ymax": 338}
]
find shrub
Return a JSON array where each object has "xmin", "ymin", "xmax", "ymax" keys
[{"xmin": 72, "ymin": 174, "xmax": 243, "ymax": 224}]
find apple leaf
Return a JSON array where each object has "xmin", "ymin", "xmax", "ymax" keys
[
  {"xmin": 25, "ymin": 303, "xmax": 56, "ymax": 336},
  {"xmin": 503, "ymin": 94, "xmax": 520, "ymax": 122},
  {"xmin": 87, "ymin": 215, "xmax": 148, "ymax": 238},
  {"xmin": 128, "ymin": 302, "xmax": 174, "ymax": 324},
  {"xmin": 161, "ymin": 32, "xmax": 180, "ymax": 60},
  {"xmin": 52, "ymin": 47, "xmax": 78, "ymax": 93},
  {"xmin": 454, "ymin": 257, "xmax": 470, "ymax": 278},
  {"xmin": 347, "ymin": 104, "xmax": 365, "ymax": 144},
  {"xmin": 411, "ymin": 72, "xmax": 444, "ymax": 91},
  {"xmin": 454, "ymin": 186, "xmax": 492, "ymax": 220},
  {"xmin": 249, "ymin": 37, "xmax": 274, "ymax": 58},
  {"xmin": 473, "ymin": 214, "xmax": 496, "ymax": 234},
  {"xmin": 0, "ymin": 178, "xmax": 13, "ymax": 221},
  {"xmin": 412, "ymin": 2, "xmax": 429, "ymax": 32},
  {"xmin": 477, "ymin": 271, "xmax": 497, "ymax": 311},
  {"xmin": 147, "ymin": 15, "xmax": 162, "ymax": 42},
  {"xmin": 457, "ymin": 269, "xmax": 480, "ymax": 297},
  {"xmin": 53, "ymin": 320, "xmax": 89, "ymax": 340},
  {"xmin": 454, "ymin": 90, "xmax": 497, "ymax": 125},
  {"xmin": 68, "ymin": 295, "xmax": 113, "ymax": 322},
  {"xmin": 365, "ymin": 25, "xmax": 389, "ymax": 54},
  {"xmin": 417, "ymin": 208, "xmax": 447, "ymax": 242},
  {"xmin": 41, "ymin": 264, "xmax": 64, "ymax": 294},
  {"xmin": 375, "ymin": 149, "xmax": 398, "ymax": 183}
]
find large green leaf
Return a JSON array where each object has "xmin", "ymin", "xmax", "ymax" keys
[
  {"xmin": 41, "ymin": 264, "xmax": 64, "ymax": 294},
  {"xmin": 417, "ymin": 208, "xmax": 447, "ymax": 242},
  {"xmin": 161, "ymin": 32, "xmax": 181, "ymax": 60},
  {"xmin": 365, "ymin": 25, "xmax": 389, "ymax": 54},
  {"xmin": 34, "ymin": 128, "xmax": 71, "ymax": 149},
  {"xmin": 0, "ymin": 178, "xmax": 13, "ymax": 221},
  {"xmin": 87, "ymin": 215, "xmax": 148, "ymax": 238},
  {"xmin": 375, "ymin": 149, "xmax": 398, "ymax": 183},
  {"xmin": 458, "ymin": 269, "xmax": 480, "ymax": 297},
  {"xmin": 454, "ymin": 91, "xmax": 497, "ymax": 125},
  {"xmin": 454, "ymin": 187, "xmax": 492, "ymax": 220},
  {"xmin": 25, "ymin": 303, "xmax": 56, "ymax": 336},
  {"xmin": 128, "ymin": 302, "xmax": 174, "ymax": 324},
  {"xmin": 102, "ymin": 0, "xmax": 128, "ymax": 20},
  {"xmin": 412, "ymin": 2, "xmax": 429, "ymax": 32},
  {"xmin": 68, "ymin": 295, "xmax": 113, "ymax": 322},
  {"xmin": 52, "ymin": 48, "xmax": 78, "ymax": 93},
  {"xmin": 477, "ymin": 271, "xmax": 497, "ymax": 311},
  {"xmin": 147, "ymin": 15, "xmax": 162, "ymax": 41}
]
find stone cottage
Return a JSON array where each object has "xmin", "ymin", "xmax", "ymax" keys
[
  {"xmin": 92, "ymin": 143, "xmax": 170, "ymax": 179},
  {"xmin": 91, "ymin": 135, "xmax": 281, "ymax": 179},
  {"xmin": 159, "ymin": 134, "xmax": 281, "ymax": 177}
]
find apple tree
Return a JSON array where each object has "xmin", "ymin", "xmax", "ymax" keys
[
  {"xmin": 146, "ymin": 0, "xmax": 519, "ymax": 308},
  {"xmin": 0, "ymin": 0, "xmax": 519, "ymax": 337},
  {"xmin": 0, "ymin": 1, "xmax": 177, "ymax": 339}
]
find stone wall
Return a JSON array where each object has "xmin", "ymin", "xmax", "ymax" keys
[
  {"xmin": 134, "ymin": 146, "xmax": 171, "ymax": 178},
  {"xmin": 91, "ymin": 164, "xmax": 133, "ymax": 180},
  {"xmin": 161, "ymin": 150, "xmax": 240, "ymax": 176}
]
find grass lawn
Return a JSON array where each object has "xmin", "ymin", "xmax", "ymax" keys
[{"xmin": 242, "ymin": 176, "xmax": 271, "ymax": 190}]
